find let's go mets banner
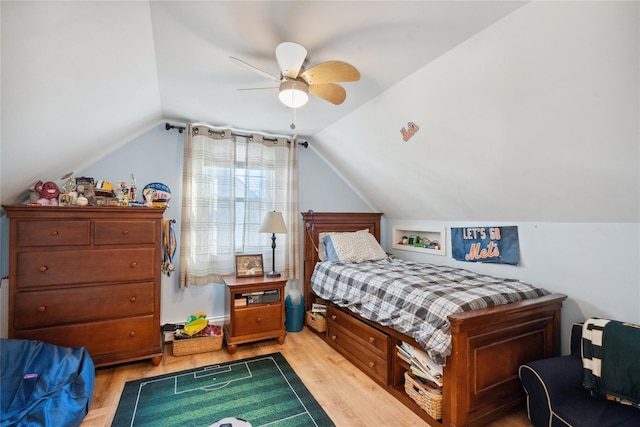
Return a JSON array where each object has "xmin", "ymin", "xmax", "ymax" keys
[{"xmin": 451, "ymin": 226, "xmax": 520, "ymax": 265}]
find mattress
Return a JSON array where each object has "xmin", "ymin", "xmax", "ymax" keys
[{"xmin": 311, "ymin": 257, "xmax": 549, "ymax": 365}]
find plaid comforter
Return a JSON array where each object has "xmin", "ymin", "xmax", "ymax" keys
[{"xmin": 311, "ymin": 257, "xmax": 549, "ymax": 365}]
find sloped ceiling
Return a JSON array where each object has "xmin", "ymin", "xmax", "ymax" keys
[
  {"xmin": 311, "ymin": 1, "xmax": 639, "ymax": 223},
  {"xmin": 1, "ymin": 0, "xmax": 528, "ymax": 206}
]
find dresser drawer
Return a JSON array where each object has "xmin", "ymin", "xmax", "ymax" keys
[
  {"xmin": 234, "ymin": 304, "xmax": 283, "ymax": 336},
  {"xmin": 16, "ymin": 248, "xmax": 157, "ymax": 288},
  {"xmin": 327, "ymin": 305, "xmax": 389, "ymax": 358},
  {"xmin": 16, "ymin": 220, "xmax": 91, "ymax": 247},
  {"xmin": 94, "ymin": 220, "xmax": 157, "ymax": 245},
  {"xmin": 15, "ymin": 315, "xmax": 159, "ymax": 357},
  {"xmin": 328, "ymin": 322, "xmax": 389, "ymax": 385},
  {"xmin": 14, "ymin": 282, "xmax": 156, "ymax": 329}
]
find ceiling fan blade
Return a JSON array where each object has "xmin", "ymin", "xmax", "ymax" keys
[
  {"xmin": 230, "ymin": 56, "xmax": 281, "ymax": 82},
  {"xmin": 300, "ymin": 61, "xmax": 360, "ymax": 85},
  {"xmin": 309, "ymin": 83, "xmax": 347, "ymax": 105},
  {"xmin": 276, "ymin": 42, "xmax": 307, "ymax": 79}
]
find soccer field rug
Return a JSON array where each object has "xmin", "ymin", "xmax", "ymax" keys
[{"xmin": 111, "ymin": 352, "xmax": 335, "ymax": 427}]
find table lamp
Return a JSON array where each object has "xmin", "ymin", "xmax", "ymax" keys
[{"xmin": 259, "ymin": 211, "xmax": 287, "ymax": 277}]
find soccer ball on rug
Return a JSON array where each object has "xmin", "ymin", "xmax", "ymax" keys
[{"xmin": 208, "ymin": 417, "xmax": 252, "ymax": 427}]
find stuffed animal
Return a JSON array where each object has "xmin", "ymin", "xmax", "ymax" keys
[{"xmin": 34, "ymin": 181, "xmax": 60, "ymax": 205}]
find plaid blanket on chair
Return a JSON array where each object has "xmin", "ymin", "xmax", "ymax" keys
[
  {"xmin": 311, "ymin": 257, "xmax": 549, "ymax": 365},
  {"xmin": 582, "ymin": 318, "xmax": 640, "ymax": 408}
]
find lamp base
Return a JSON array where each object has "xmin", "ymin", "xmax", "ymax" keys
[{"xmin": 266, "ymin": 271, "xmax": 281, "ymax": 278}]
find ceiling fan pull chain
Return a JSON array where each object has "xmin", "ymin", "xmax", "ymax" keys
[{"xmin": 290, "ymin": 108, "xmax": 296, "ymax": 130}]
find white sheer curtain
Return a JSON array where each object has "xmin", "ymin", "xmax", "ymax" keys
[{"xmin": 179, "ymin": 124, "xmax": 299, "ymax": 288}]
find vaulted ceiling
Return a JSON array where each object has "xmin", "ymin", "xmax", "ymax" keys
[{"xmin": 1, "ymin": 1, "xmax": 528, "ymax": 206}]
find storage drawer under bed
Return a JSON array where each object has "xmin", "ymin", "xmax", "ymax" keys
[
  {"xmin": 327, "ymin": 305, "xmax": 388, "ymax": 357},
  {"xmin": 326, "ymin": 305, "xmax": 390, "ymax": 385}
]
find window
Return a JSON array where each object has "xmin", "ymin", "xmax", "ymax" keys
[{"xmin": 179, "ymin": 125, "xmax": 298, "ymax": 287}]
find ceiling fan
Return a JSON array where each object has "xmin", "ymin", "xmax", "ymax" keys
[{"xmin": 230, "ymin": 42, "xmax": 360, "ymax": 109}]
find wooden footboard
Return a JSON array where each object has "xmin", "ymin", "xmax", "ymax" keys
[
  {"xmin": 443, "ymin": 293, "xmax": 565, "ymax": 426},
  {"xmin": 301, "ymin": 212, "xmax": 566, "ymax": 426}
]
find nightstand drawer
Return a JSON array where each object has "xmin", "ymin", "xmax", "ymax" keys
[
  {"xmin": 234, "ymin": 305, "xmax": 283, "ymax": 336},
  {"xmin": 16, "ymin": 220, "xmax": 91, "ymax": 247},
  {"xmin": 14, "ymin": 282, "xmax": 156, "ymax": 329},
  {"xmin": 16, "ymin": 248, "xmax": 157, "ymax": 288}
]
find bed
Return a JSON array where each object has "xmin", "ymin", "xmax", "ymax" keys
[{"xmin": 302, "ymin": 212, "xmax": 566, "ymax": 427}]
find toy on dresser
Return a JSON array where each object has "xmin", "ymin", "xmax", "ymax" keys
[{"xmin": 33, "ymin": 181, "xmax": 60, "ymax": 205}]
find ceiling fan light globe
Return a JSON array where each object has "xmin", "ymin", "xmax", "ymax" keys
[{"xmin": 279, "ymin": 80, "xmax": 309, "ymax": 109}]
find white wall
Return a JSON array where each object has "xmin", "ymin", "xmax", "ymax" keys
[
  {"xmin": 313, "ymin": 1, "xmax": 639, "ymax": 223},
  {"xmin": 311, "ymin": 0, "xmax": 640, "ymax": 352},
  {"xmin": 298, "ymin": 146, "xmax": 374, "ymax": 214},
  {"xmin": 72, "ymin": 123, "xmax": 373, "ymax": 326},
  {"xmin": 1, "ymin": 2, "xmax": 637, "ymax": 350},
  {"xmin": 385, "ymin": 219, "xmax": 640, "ymax": 354},
  {"xmin": 0, "ymin": 1, "xmax": 163, "ymax": 206},
  {"xmin": 0, "ymin": 123, "xmax": 374, "ymax": 335}
]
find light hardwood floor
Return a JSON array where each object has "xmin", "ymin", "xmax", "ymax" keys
[{"xmin": 81, "ymin": 327, "xmax": 532, "ymax": 427}]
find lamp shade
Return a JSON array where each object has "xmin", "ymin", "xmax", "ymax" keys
[
  {"xmin": 259, "ymin": 211, "xmax": 287, "ymax": 234},
  {"xmin": 278, "ymin": 80, "xmax": 309, "ymax": 109}
]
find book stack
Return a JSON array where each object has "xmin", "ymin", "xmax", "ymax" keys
[
  {"xmin": 311, "ymin": 303, "xmax": 327, "ymax": 314},
  {"xmin": 236, "ymin": 289, "xmax": 280, "ymax": 306},
  {"xmin": 397, "ymin": 341, "xmax": 443, "ymax": 388}
]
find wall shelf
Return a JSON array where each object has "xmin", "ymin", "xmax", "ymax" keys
[{"xmin": 392, "ymin": 226, "xmax": 446, "ymax": 256}]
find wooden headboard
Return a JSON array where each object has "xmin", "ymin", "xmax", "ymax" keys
[{"xmin": 301, "ymin": 211, "xmax": 383, "ymax": 311}]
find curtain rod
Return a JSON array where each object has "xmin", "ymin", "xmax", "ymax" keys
[{"xmin": 165, "ymin": 122, "xmax": 308, "ymax": 148}]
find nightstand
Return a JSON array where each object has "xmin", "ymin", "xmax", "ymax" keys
[{"xmin": 222, "ymin": 274, "xmax": 287, "ymax": 354}]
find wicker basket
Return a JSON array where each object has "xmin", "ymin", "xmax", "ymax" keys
[
  {"xmin": 306, "ymin": 310, "xmax": 327, "ymax": 333},
  {"xmin": 172, "ymin": 331, "xmax": 223, "ymax": 356},
  {"xmin": 404, "ymin": 371, "xmax": 443, "ymax": 420}
]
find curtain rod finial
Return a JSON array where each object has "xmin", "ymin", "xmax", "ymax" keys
[{"xmin": 165, "ymin": 122, "xmax": 185, "ymax": 133}]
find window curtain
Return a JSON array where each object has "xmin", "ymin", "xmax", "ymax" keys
[{"xmin": 179, "ymin": 123, "xmax": 299, "ymax": 288}]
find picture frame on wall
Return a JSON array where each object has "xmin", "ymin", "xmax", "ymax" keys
[{"xmin": 235, "ymin": 254, "xmax": 264, "ymax": 278}]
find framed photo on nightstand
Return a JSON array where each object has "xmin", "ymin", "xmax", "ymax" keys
[{"xmin": 235, "ymin": 254, "xmax": 264, "ymax": 278}]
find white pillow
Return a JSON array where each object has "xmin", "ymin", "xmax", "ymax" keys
[
  {"xmin": 318, "ymin": 229, "xmax": 368, "ymax": 261},
  {"xmin": 324, "ymin": 230, "xmax": 387, "ymax": 263}
]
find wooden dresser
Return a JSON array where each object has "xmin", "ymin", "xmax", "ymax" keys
[{"xmin": 3, "ymin": 205, "xmax": 165, "ymax": 367}]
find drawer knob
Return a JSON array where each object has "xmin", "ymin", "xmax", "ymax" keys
[
  {"xmin": 256, "ymin": 317, "xmax": 262, "ymax": 323},
  {"xmin": 122, "ymin": 229, "xmax": 129, "ymax": 235},
  {"xmin": 50, "ymin": 230, "xmax": 59, "ymax": 236},
  {"xmin": 368, "ymin": 337, "xmax": 375, "ymax": 344},
  {"xmin": 130, "ymin": 296, "xmax": 136, "ymax": 303},
  {"xmin": 368, "ymin": 361, "xmax": 375, "ymax": 368},
  {"xmin": 129, "ymin": 331, "xmax": 136, "ymax": 337},
  {"xmin": 331, "ymin": 315, "xmax": 337, "ymax": 321},
  {"xmin": 331, "ymin": 335, "xmax": 337, "ymax": 341},
  {"xmin": 130, "ymin": 261, "xmax": 137, "ymax": 268},
  {"xmin": 38, "ymin": 305, "xmax": 46, "ymax": 312},
  {"xmin": 39, "ymin": 265, "xmax": 48, "ymax": 272}
]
